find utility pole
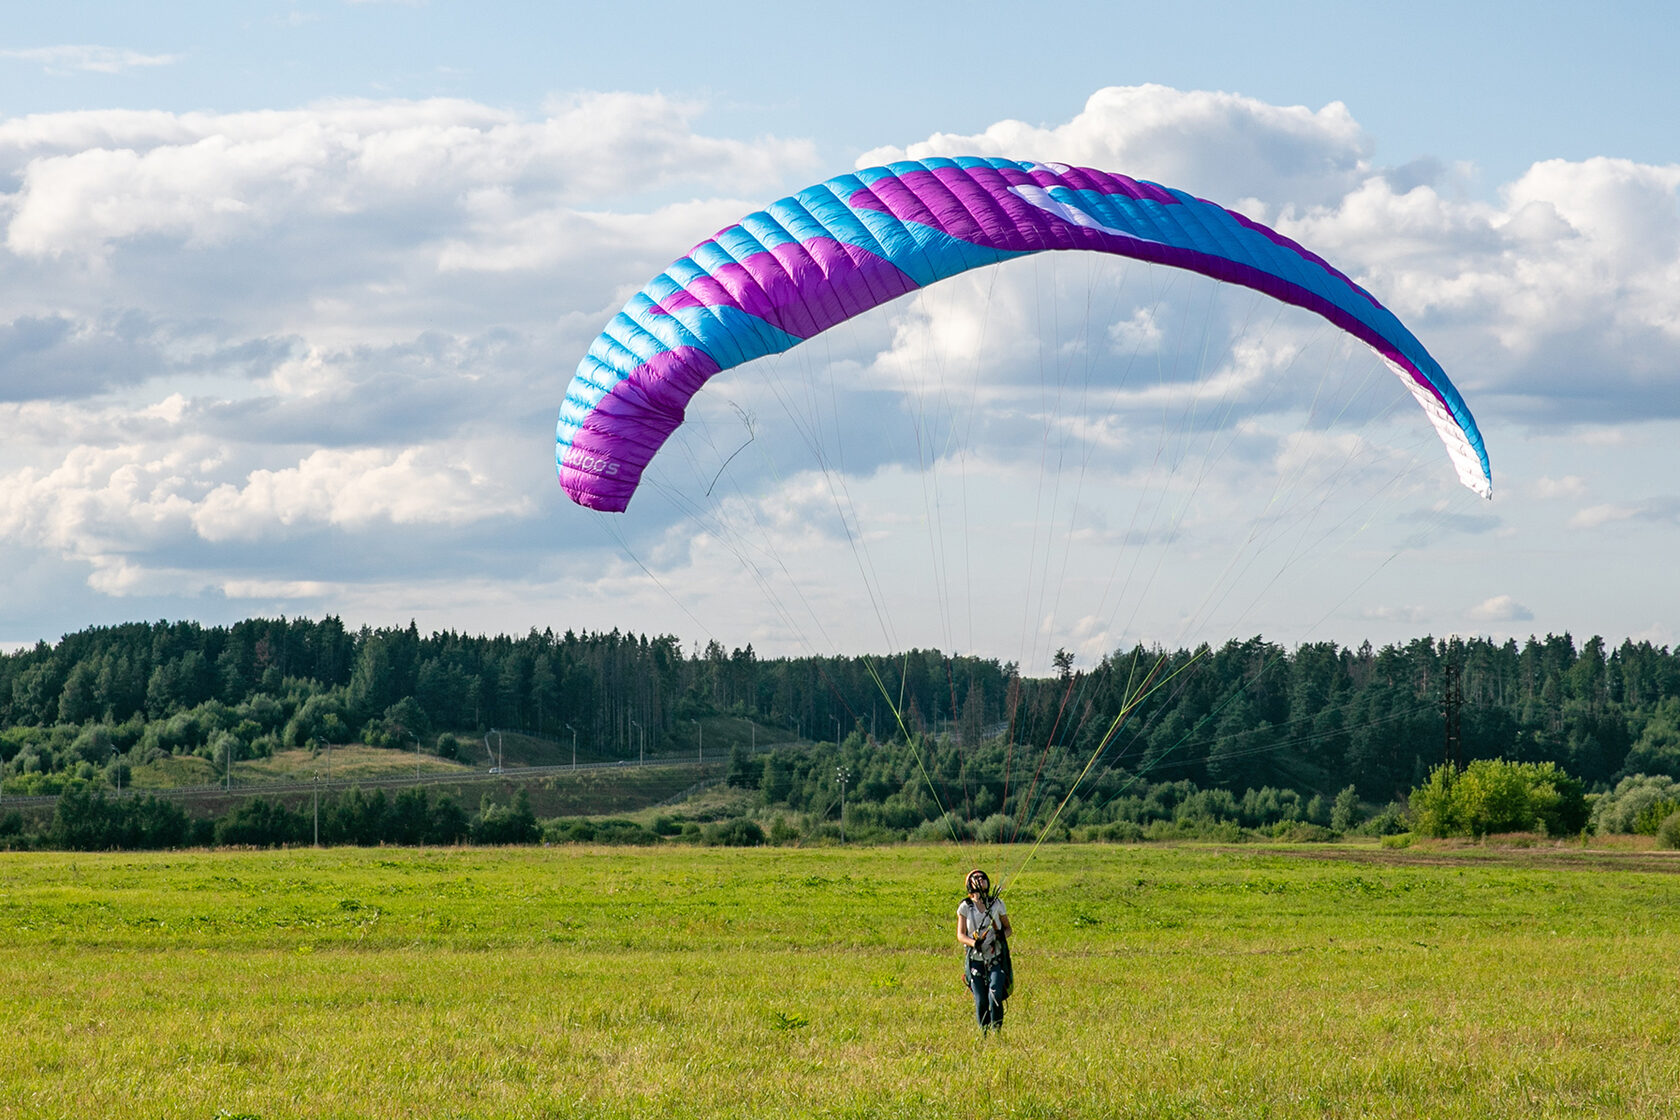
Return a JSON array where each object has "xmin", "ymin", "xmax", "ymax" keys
[
  {"xmin": 566, "ymin": 723, "xmax": 577, "ymax": 769},
  {"xmin": 1443, "ymin": 661, "xmax": 1463, "ymax": 770},
  {"xmin": 836, "ymin": 772, "xmax": 853, "ymax": 839},
  {"xmin": 696, "ymin": 720, "xmax": 703, "ymax": 764},
  {"xmin": 313, "ymin": 773, "xmax": 321, "ymax": 847},
  {"xmin": 112, "ymin": 747, "xmax": 121, "ymax": 799},
  {"xmin": 631, "ymin": 719, "xmax": 642, "ymax": 766}
]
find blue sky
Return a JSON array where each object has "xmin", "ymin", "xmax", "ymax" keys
[
  {"xmin": 6, "ymin": 1, "xmax": 1674, "ymax": 187},
  {"xmin": 1, "ymin": 1, "xmax": 1676, "ymax": 666}
]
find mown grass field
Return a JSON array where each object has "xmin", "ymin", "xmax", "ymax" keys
[{"xmin": 3, "ymin": 841, "xmax": 1678, "ymax": 1119}]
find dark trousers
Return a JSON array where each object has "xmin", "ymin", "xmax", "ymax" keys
[{"xmin": 967, "ymin": 958, "xmax": 1007, "ymax": 1029}]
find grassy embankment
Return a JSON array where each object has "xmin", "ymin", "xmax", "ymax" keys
[{"xmin": 3, "ymin": 841, "xmax": 1678, "ymax": 1119}]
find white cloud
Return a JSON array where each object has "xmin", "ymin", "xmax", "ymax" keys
[
  {"xmin": 1568, "ymin": 504, "xmax": 1637, "ymax": 529},
  {"xmin": 1534, "ymin": 475, "xmax": 1586, "ymax": 499},
  {"xmin": 1, "ymin": 84, "xmax": 1676, "ymax": 652},
  {"xmin": 1278, "ymin": 157, "xmax": 1680, "ymax": 423},
  {"xmin": 859, "ymin": 84, "xmax": 1371, "ymax": 212},
  {"xmin": 0, "ymin": 45, "xmax": 181, "ymax": 75},
  {"xmin": 2, "ymin": 95, "xmax": 816, "ymax": 261},
  {"xmin": 192, "ymin": 445, "xmax": 530, "ymax": 541},
  {"xmin": 1468, "ymin": 595, "xmax": 1534, "ymax": 622}
]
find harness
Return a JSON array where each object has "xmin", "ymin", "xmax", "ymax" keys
[{"xmin": 962, "ymin": 892, "xmax": 1013, "ymax": 999}]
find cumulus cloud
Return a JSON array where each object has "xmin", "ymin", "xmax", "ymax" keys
[
  {"xmin": 192, "ymin": 445, "xmax": 530, "ymax": 541},
  {"xmin": 1, "ymin": 94, "xmax": 816, "ymax": 262},
  {"xmin": 862, "ymin": 90, "xmax": 1680, "ymax": 437},
  {"xmin": 1279, "ymin": 158, "xmax": 1680, "ymax": 424},
  {"xmin": 0, "ymin": 91, "xmax": 823, "ymax": 620},
  {"xmin": 1, "ymin": 83, "xmax": 1675, "ymax": 651},
  {"xmin": 1469, "ymin": 595, "xmax": 1534, "ymax": 623},
  {"xmin": 859, "ymin": 84, "xmax": 1371, "ymax": 211}
]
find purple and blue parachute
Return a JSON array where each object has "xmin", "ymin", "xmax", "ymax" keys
[{"xmin": 558, "ymin": 157, "xmax": 1491, "ymax": 511}]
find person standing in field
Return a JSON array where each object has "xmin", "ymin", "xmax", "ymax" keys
[{"xmin": 957, "ymin": 868, "xmax": 1012, "ymax": 1032}]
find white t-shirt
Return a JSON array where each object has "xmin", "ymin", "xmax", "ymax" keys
[{"xmin": 958, "ymin": 896, "xmax": 1008, "ymax": 963}]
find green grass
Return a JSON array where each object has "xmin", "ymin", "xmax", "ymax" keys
[
  {"xmin": 2, "ymin": 842, "xmax": 1678, "ymax": 1118},
  {"xmin": 128, "ymin": 745, "xmax": 479, "ymax": 790}
]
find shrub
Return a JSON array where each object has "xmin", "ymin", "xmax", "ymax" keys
[
  {"xmin": 541, "ymin": 818, "xmax": 657, "ymax": 845},
  {"xmin": 1634, "ymin": 798, "xmax": 1680, "ymax": 836},
  {"xmin": 1330, "ymin": 785, "xmax": 1362, "ymax": 832},
  {"xmin": 1591, "ymin": 775, "xmax": 1680, "ymax": 833},
  {"xmin": 472, "ymin": 789, "xmax": 539, "ymax": 845},
  {"xmin": 48, "ymin": 789, "xmax": 191, "ymax": 850},
  {"xmin": 1272, "ymin": 821, "xmax": 1334, "ymax": 842},
  {"xmin": 215, "ymin": 798, "xmax": 307, "ymax": 847},
  {"xmin": 702, "ymin": 817, "xmax": 765, "ymax": 846},
  {"xmin": 1357, "ymin": 802, "xmax": 1410, "ymax": 836},
  {"xmin": 1656, "ymin": 812, "xmax": 1680, "ymax": 851},
  {"xmin": 767, "ymin": 815, "xmax": 799, "ymax": 845},
  {"xmin": 1410, "ymin": 760, "xmax": 1587, "ymax": 838},
  {"xmin": 1090, "ymin": 820, "xmax": 1145, "ymax": 843}
]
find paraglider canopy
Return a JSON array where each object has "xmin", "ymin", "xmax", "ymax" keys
[{"xmin": 557, "ymin": 157, "xmax": 1490, "ymax": 513}]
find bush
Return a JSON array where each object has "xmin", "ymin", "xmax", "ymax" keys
[
  {"xmin": 1634, "ymin": 798, "xmax": 1680, "ymax": 836},
  {"xmin": 1591, "ymin": 775, "xmax": 1680, "ymax": 834},
  {"xmin": 702, "ymin": 817, "xmax": 765, "ymax": 846},
  {"xmin": 48, "ymin": 789, "xmax": 192, "ymax": 850},
  {"xmin": 540, "ymin": 817, "xmax": 657, "ymax": 845},
  {"xmin": 215, "ymin": 798, "xmax": 307, "ymax": 847},
  {"xmin": 471, "ymin": 789, "xmax": 539, "ymax": 845},
  {"xmin": 1410, "ymin": 760, "xmax": 1588, "ymax": 838},
  {"xmin": 1272, "ymin": 821, "xmax": 1334, "ymax": 842},
  {"xmin": 909, "ymin": 812, "xmax": 972, "ymax": 843},
  {"xmin": 1089, "ymin": 820, "xmax": 1146, "ymax": 843},
  {"xmin": 1656, "ymin": 812, "xmax": 1680, "ymax": 851}
]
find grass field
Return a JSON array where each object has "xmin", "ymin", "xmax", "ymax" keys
[{"xmin": 3, "ymin": 841, "xmax": 1678, "ymax": 1119}]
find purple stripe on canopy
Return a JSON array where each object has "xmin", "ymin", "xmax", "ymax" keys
[{"xmin": 651, "ymin": 238, "xmax": 919, "ymax": 340}]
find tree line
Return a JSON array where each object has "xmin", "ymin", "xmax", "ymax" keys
[{"xmin": 3, "ymin": 618, "xmax": 1679, "ymax": 809}]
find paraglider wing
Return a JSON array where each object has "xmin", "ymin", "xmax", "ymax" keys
[{"xmin": 558, "ymin": 157, "xmax": 1491, "ymax": 512}]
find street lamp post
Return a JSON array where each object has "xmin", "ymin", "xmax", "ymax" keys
[
  {"xmin": 631, "ymin": 719, "xmax": 642, "ymax": 766},
  {"xmin": 313, "ymin": 773, "xmax": 321, "ymax": 847},
  {"xmin": 566, "ymin": 723, "xmax": 577, "ymax": 769},
  {"xmin": 695, "ymin": 719, "xmax": 703, "ymax": 764}
]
